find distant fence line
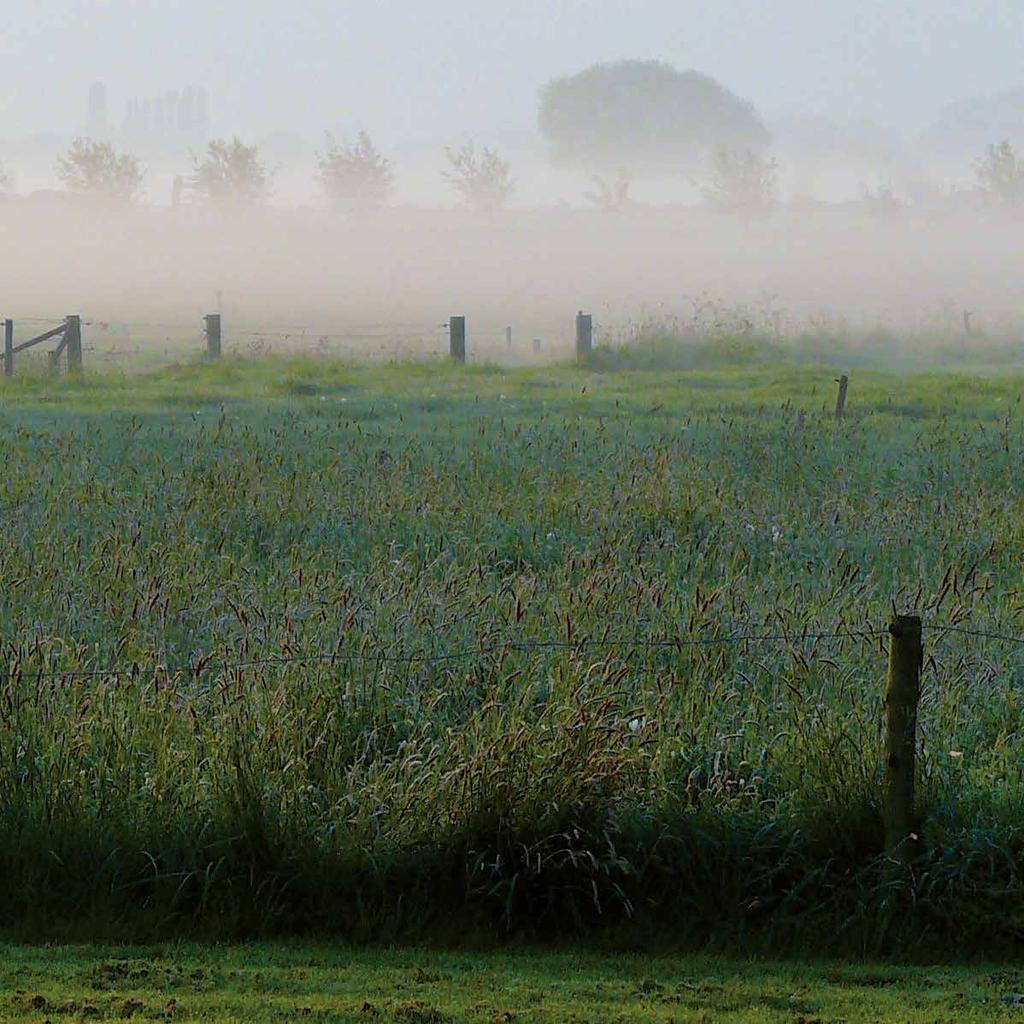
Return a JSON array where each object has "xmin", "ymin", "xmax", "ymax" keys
[{"xmin": 0, "ymin": 309, "xmax": 602, "ymax": 375}]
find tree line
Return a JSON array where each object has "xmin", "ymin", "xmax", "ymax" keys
[
  {"xmin": 0, "ymin": 60, "xmax": 1022, "ymax": 215},
  {"xmin": 0, "ymin": 135, "xmax": 517, "ymax": 215},
  {"xmin": 3, "ymin": 134, "xmax": 1019, "ymax": 219}
]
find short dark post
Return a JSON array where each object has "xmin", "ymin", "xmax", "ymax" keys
[
  {"xmin": 962, "ymin": 310, "xmax": 972, "ymax": 335},
  {"xmin": 505, "ymin": 325, "xmax": 512, "ymax": 349},
  {"xmin": 3, "ymin": 320, "xmax": 12, "ymax": 378},
  {"xmin": 449, "ymin": 316, "xmax": 466, "ymax": 363},
  {"xmin": 834, "ymin": 375, "xmax": 849, "ymax": 420},
  {"xmin": 204, "ymin": 314, "xmax": 222, "ymax": 360},
  {"xmin": 65, "ymin": 315, "xmax": 83, "ymax": 373},
  {"xmin": 575, "ymin": 311, "xmax": 593, "ymax": 361},
  {"xmin": 884, "ymin": 615, "xmax": 922, "ymax": 873}
]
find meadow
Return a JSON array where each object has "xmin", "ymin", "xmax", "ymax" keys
[{"xmin": 1, "ymin": 340, "xmax": 1023, "ymax": 954}]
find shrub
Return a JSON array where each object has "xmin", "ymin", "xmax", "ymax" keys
[
  {"xmin": 701, "ymin": 145, "xmax": 778, "ymax": 219},
  {"xmin": 442, "ymin": 140, "xmax": 514, "ymax": 214}
]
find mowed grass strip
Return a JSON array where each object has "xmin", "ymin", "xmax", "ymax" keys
[{"xmin": 3, "ymin": 944, "xmax": 1024, "ymax": 1023}]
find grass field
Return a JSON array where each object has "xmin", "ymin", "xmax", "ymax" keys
[
  {"xmin": 1, "ymin": 345, "xmax": 1023, "ymax": 952},
  {"xmin": 5, "ymin": 944, "xmax": 1024, "ymax": 1022}
]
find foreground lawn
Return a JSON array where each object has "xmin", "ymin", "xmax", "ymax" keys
[{"xmin": 3, "ymin": 944, "xmax": 1024, "ymax": 1023}]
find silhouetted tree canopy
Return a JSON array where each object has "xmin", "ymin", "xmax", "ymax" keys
[{"xmin": 539, "ymin": 60, "xmax": 769, "ymax": 172}]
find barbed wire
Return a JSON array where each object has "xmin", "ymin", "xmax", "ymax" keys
[
  {"xmin": 5, "ymin": 620, "xmax": 1024, "ymax": 685},
  {"xmin": 927, "ymin": 623, "xmax": 1024, "ymax": 645},
  {"xmin": 1, "ymin": 626, "xmax": 890, "ymax": 682}
]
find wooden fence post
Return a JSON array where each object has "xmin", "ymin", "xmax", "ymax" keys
[
  {"xmin": 3, "ymin": 320, "xmax": 12, "ymax": 378},
  {"xmin": 835, "ymin": 375, "xmax": 849, "ymax": 420},
  {"xmin": 65, "ymin": 315, "xmax": 83, "ymax": 373},
  {"xmin": 505, "ymin": 326, "xmax": 512, "ymax": 349},
  {"xmin": 884, "ymin": 614, "xmax": 922, "ymax": 871},
  {"xmin": 575, "ymin": 311, "xmax": 593, "ymax": 361},
  {"xmin": 449, "ymin": 316, "xmax": 466, "ymax": 363},
  {"xmin": 204, "ymin": 314, "xmax": 222, "ymax": 360}
]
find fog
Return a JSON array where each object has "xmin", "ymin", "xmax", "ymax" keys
[
  {"xmin": 2, "ymin": 1, "xmax": 1023, "ymax": 362},
  {"xmin": 3, "ymin": 201, "xmax": 1020, "ymax": 366}
]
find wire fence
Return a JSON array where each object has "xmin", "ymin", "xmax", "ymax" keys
[
  {"xmin": 0, "ymin": 310, "xmax": 591, "ymax": 374},
  {"xmin": 5, "ymin": 620, "xmax": 1021, "ymax": 683}
]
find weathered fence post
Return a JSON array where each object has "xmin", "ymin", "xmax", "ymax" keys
[
  {"xmin": 449, "ymin": 316, "xmax": 466, "ymax": 363},
  {"xmin": 65, "ymin": 315, "xmax": 83, "ymax": 373},
  {"xmin": 3, "ymin": 320, "xmax": 12, "ymax": 378},
  {"xmin": 575, "ymin": 311, "xmax": 593, "ymax": 361},
  {"xmin": 835, "ymin": 375, "xmax": 849, "ymax": 420},
  {"xmin": 884, "ymin": 615, "xmax": 922, "ymax": 872},
  {"xmin": 204, "ymin": 313, "xmax": 222, "ymax": 360}
]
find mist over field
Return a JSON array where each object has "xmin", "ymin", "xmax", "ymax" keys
[
  {"xmin": 1, "ymin": 1, "xmax": 1023, "ymax": 354},
  {"xmin": 1, "ymin": 202, "xmax": 1022, "ymax": 352}
]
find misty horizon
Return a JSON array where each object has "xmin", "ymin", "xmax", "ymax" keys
[
  {"xmin": 3, "ymin": 2, "xmax": 1023, "ymax": 140},
  {"xmin": 2, "ymin": 2, "xmax": 1024, "ymax": 342}
]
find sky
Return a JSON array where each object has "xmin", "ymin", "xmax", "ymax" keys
[{"xmin": 1, "ymin": 0, "xmax": 1023, "ymax": 144}]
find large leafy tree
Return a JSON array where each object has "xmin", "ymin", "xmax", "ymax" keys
[
  {"xmin": 56, "ymin": 138, "xmax": 144, "ymax": 202},
  {"xmin": 539, "ymin": 60, "xmax": 769, "ymax": 172},
  {"xmin": 188, "ymin": 137, "xmax": 272, "ymax": 203}
]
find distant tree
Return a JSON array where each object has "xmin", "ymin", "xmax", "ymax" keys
[
  {"xmin": 585, "ymin": 168, "xmax": 632, "ymax": 212},
  {"xmin": 539, "ymin": 60, "xmax": 769, "ymax": 172},
  {"xmin": 56, "ymin": 138, "xmax": 144, "ymax": 202},
  {"xmin": 0, "ymin": 161, "xmax": 12, "ymax": 197},
  {"xmin": 188, "ymin": 137, "xmax": 272, "ymax": 203},
  {"xmin": 861, "ymin": 183, "xmax": 903, "ymax": 220},
  {"xmin": 925, "ymin": 89, "xmax": 1024, "ymax": 155},
  {"xmin": 443, "ymin": 140, "xmax": 515, "ymax": 214},
  {"xmin": 701, "ymin": 145, "xmax": 777, "ymax": 219},
  {"xmin": 974, "ymin": 140, "xmax": 1024, "ymax": 205},
  {"xmin": 317, "ymin": 131, "xmax": 394, "ymax": 211}
]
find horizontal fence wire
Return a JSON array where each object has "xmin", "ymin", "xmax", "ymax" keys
[
  {"xmin": 2, "ymin": 626, "xmax": 893, "ymax": 682},
  {"xmin": 4, "ymin": 621, "xmax": 1022, "ymax": 684},
  {"xmin": 927, "ymin": 623, "xmax": 1024, "ymax": 645}
]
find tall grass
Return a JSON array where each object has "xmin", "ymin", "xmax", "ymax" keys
[{"xmin": 0, "ymin": 356, "xmax": 1023, "ymax": 951}]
